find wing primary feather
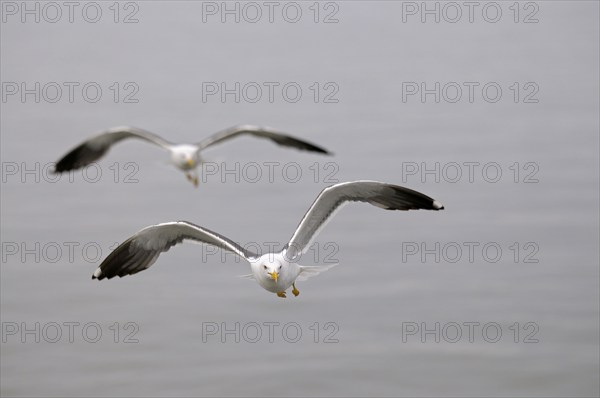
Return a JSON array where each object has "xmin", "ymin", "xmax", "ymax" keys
[
  {"xmin": 197, "ymin": 125, "xmax": 331, "ymax": 155},
  {"xmin": 54, "ymin": 127, "xmax": 173, "ymax": 173},
  {"xmin": 284, "ymin": 181, "xmax": 444, "ymax": 260},
  {"xmin": 92, "ymin": 221, "xmax": 257, "ymax": 280}
]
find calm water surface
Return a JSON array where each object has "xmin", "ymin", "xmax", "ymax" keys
[{"xmin": 1, "ymin": 2, "xmax": 598, "ymax": 397}]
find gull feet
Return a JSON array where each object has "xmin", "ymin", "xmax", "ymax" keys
[
  {"xmin": 292, "ymin": 283, "xmax": 300, "ymax": 297},
  {"xmin": 276, "ymin": 292, "xmax": 287, "ymax": 298},
  {"xmin": 186, "ymin": 174, "xmax": 199, "ymax": 187}
]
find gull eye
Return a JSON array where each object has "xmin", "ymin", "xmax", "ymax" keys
[
  {"xmin": 278, "ymin": 265, "xmax": 281, "ymax": 270},
  {"xmin": 263, "ymin": 265, "xmax": 267, "ymax": 270}
]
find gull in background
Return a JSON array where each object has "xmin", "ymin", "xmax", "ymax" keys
[
  {"xmin": 53, "ymin": 125, "xmax": 331, "ymax": 186},
  {"xmin": 92, "ymin": 181, "xmax": 444, "ymax": 298}
]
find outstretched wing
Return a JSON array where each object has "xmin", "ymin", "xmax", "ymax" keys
[
  {"xmin": 197, "ymin": 125, "xmax": 331, "ymax": 155},
  {"xmin": 284, "ymin": 181, "xmax": 444, "ymax": 260},
  {"xmin": 92, "ymin": 221, "xmax": 257, "ymax": 280},
  {"xmin": 54, "ymin": 126, "xmax": 174, "ymax": 172}
]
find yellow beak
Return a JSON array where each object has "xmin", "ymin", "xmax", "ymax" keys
[
  {"xmin": 268, "ymin": 271, "xmax": 278, "ymax": 282},
  {"xmin": 186, "ymin": 159, "xmax": 194, "ymax": 167}
]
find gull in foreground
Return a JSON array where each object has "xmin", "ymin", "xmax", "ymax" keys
[
  {"xmin": 92, "ymin": 181, "xmax": 444, "ymax": 298},
  {"xmin": 53, "ymin": 125, "xmax": 331, "ymax": 186}
]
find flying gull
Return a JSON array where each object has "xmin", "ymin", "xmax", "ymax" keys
[
  {"xmin": 53, "ymin": 125, "xmax": 331, "ymax": 186},
  {"xmin": 92, "ymin": 181, "xmax": 444, "ymax": 298}
]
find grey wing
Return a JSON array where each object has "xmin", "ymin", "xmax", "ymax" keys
[
  {"xmin": 92, "ymin": 221, "xmax": 257, "ymax": 280},
  {"xmin": 54, "ymin": 126, "xmax": 174, "ymax": 172},
  {"xmin": 284, "ymin": 181, "xmax": 444, "ymax": 260},
  {"xmin": 196, "ymin": 125, "xmax": 331, "ymax": 155}
]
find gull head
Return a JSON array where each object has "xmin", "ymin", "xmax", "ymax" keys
[
  {"xmin": 253, "ymin": 255, "xmax": 285, "ymax": 285},
  {"xmin": 251, "ymin": 254, "xmax": 300, "ymax": 294},
  {"xmin": 263, "ymin": 262, "xmax": 282, "ymax": 283},
  {"xmin": 171, "ymin": 145, "xmax": 200, "ymax": 170}
]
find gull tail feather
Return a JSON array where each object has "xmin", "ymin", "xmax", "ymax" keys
[{"xmin": 296, "ymin": 263, "xmax": 338, "ymax": 281}]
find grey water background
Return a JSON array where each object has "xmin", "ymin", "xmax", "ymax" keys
[{"xmin": 1, "ymin": 1, "xmax": 598, "ymax": 397}]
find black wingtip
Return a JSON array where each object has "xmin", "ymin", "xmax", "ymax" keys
[
  {"xmin": 276, "ymin": 133, "xmax": 332, "ymax": 155},
  {"xmin": 312, "ymin": 145, "xmax": 332, "ymax": 155},
  {"xmin": 54, "ymin": 140, "xmax": 108, "ymax": 173},
  {"xmin": 53, "ymin": 162, "xmax": 68, "ymax": 173},
  {"xmin": 92, "ymin": 269, "xmax": 103, "ymax": 280},
  {"xmin": 304, "ymin": 143, "xmax": 332, "ymax": 155}
]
